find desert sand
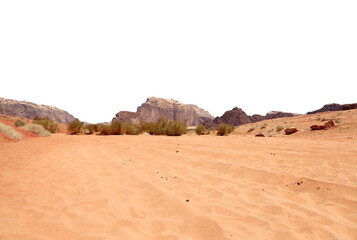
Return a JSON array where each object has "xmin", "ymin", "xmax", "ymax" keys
[{"xmin": 1, "ymin": 111, "xmax": 357, "ymax": 240}]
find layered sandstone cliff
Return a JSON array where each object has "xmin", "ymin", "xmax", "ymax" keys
[
  {"xmin": 0, "ymin": 97, "xmax": 75, "ymax": 123},
  {"xmin": 113, "ymin": 97, "xmax": 213, "ymax": 126}
]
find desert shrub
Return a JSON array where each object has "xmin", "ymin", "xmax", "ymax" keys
[
  {"xmin": 166, "ymin": 121, "xmax": 188, "ymax": 136},
  {"xmin": 67, "ymin": 118, "xmax": 84, "ymax": 135},
  {"xmin": 276, "ymin": 125, "xmax": 284, "ymax": 132},
  {"xmin": 195, "ymin": 124, "xmax": 206, "ymax": 135},
  {"xmin": 124, "ymin": 123, "xmax": 142, "ymax": 135},
  {"xmin": 217, "ymin": 123, "xmax": 235, "ymax": 136},
  {"xmin": 260, "ymin": 123, "xmax": 268, "ymax": 129},
  {"xmin": 99, "ymin": 125, "xmax": 111, "ymax": 135},
  {"xmin": 21, "ymin": 123, "xmax": 51, "ymax": 137},
  {"xmin": 33, "ymin": 118, "xmax": 59, "ymax": 133},
  {"xmin": 334, "ymin": 118, "xmax": 341, "ymax": 124},
  {"xmin": 110, "ymin": 120, "xmax": 125, "ymax": 135},
  {"xmin": 15, "ymin": 119, "xmax": 25, "ymax": 127},
  {"xmin": 247, "ymin": 126, "xmax": 256, "ymax": 132},
  {"xmin": 84, "ymin": 124, "xmax": 96, "ymax": 134},
  {"xmin": 0, "ymin": 122, "xmax": 22, "ymax": 140},
  {"xmin": 140, "ymin": 117, "xmax": 187, "ymax": 136}
]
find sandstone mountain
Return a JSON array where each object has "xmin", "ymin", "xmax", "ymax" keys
[
  {"xmin": 113, "ymin": 97, "xmax": 214, "ymax": 126},
  {"xmin": 204, "ymin": 107, "xmax": 300, "ymax": 127},
  {"xmin": 0, "ymin": 97, "xmax": 75, "ymax": 123}
]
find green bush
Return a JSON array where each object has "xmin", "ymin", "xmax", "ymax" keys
[
  {"xmin": 217, "ymin": 123, "xmax": 235, "ymax": 136},
  {"xmin": 195, "ymin": 124, "xmax": 206, "ymax": 135},
  {"xmin": 124, "ymin": 123, "xmax": 142, "ymax": 135},
  {"xmin": 110, "ymin": 120, "xmax": 125, "ymax": 135},
  {"xmin": 21, "ymin": 123, "xmax": 51, "ymax": 137},
  {"xmin": 166, "ymin": 121, "xmax": 188, "ymax": 136},
  {"xmin": 247, "ymin": 126, "xmax": 256, "ymax": 132},
  {"xmin": 99, "ymin": 125, "xmax": 112, "ymax": 135},
  {"xmin": 33, "ymin": 118, "xmax": 59, "ymax": 133},
  {"xmin": 67, "ymin": 118, "xmax": 84, "ymax": 135},
  {"xmin": 140, "ymin": 117, "xmax": 188, "ymax": 136},
  {"xmin": 0, "ymin": 122, "xmax": 22, "ymax": 140},
  {"xmin": 84, "ymin": 124, "xmax": 100, "ymax": 134},
  {"xmin": 15, "ymin": 119, "xmax": 25, "ymax": 127},
  {"xmin": 260, "ymin": 123, "xmax": 268, "ymax": 129},
  {"xmin": 276, "ymin": 126, "xmax": 284, "ymax": 132}
]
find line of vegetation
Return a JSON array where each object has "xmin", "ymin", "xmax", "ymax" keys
[
  {"xmin": 33, "ymin": 118, "xmax": 59, "ymax": 133},
  {"xmin": 195, "ymin": 124, "xmax": 206, "ymax": 135},
  {"xmin": 0, "ymin": 122, "xmax": 22, "ymax": 140},
  {"xmin": 140, "ymin": 117, "xmax": 188, "ymax": 136},
  {"xmin": 21, "ymin": 123, "xmax": 51, "ymax": 137},
  {"xmin": 67, "ymin": 118, "xmax": 84, "ymax": 135}
]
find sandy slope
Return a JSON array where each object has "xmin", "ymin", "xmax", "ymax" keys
[{"xmin": 1, "ymin": 129, "xmax": 356, "ymax": 240}]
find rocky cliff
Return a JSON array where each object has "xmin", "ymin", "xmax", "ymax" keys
[
  {"xmin": 204, "ymin": 107, "xmax": 300, "ymax": 127},
  {"xmin": 113, "ymin": 97, "xmax": 214, "ymax": 126},
  {"xmin": 0, "ymin": 97, "xmax": 75, "ymax": 123}
]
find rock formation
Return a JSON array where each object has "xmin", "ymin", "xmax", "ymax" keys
[
  {"xmin": 307, "ymin": 104, "xmax": 342, "ymax": 114},
  {"xmin": 113, "ymin": 97, "xmax": 214, "ymax": 126},
  {"xmin": 342, "ymin": 104, "xmax": 357, "ymax": 111},
  {"xmin": 213, "ymin": 107, "xmax": 251, "ymax": 126},
  {"xmin": 204, "ymin": 107, "xmax": 300, "ymax": 127},
  {"xmin": 0, "ymin": 97, "xmax": 75, "ymax": 123}
]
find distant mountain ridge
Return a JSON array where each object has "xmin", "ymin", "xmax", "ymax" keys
[
  {"xmin": 307, "ymin": 103, "xmax": 357, "ymax": 114},
  {"xmin": 113, "ymin": 97, "xmax": 214, "ymax": 126},
  {"xmin": 0, "ymin": 97, "xmax": 75, "ymax": 123},
  {"xmin": 203, "ymin": 107, "xmax": 300, "ymax": 127}
]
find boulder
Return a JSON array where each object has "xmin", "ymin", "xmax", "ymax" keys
[
  {"xmin": 255, "ymin": 132, "xmax": 265, "ymax": 137},
  {"xmin": 284, "ymin": 128, "xmax": 298, "ymax": 135},
  {"xmin": 324, "ymin": 120, "xmax": 336, "ymax": 127},
  {"xmin": 310, "ymin": 125, "xmax": 327, "ymax": 131}
]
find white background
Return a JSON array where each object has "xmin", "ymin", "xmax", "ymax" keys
[{"xmin": 1, "ymin": 1, "xmax": 356, "ymax": 123}]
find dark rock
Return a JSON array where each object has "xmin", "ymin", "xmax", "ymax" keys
[
  {"xmin": 307, "ymin": 103, "xmax": 342, "ymax": 114},
  {"xmin": 255, "ymin": 132, "xmax": 265, "ymax": 137},
  {"xmin": 284, "ymin": 128, "xmax": 298, "ymax": 135},
  {"xmin": 342, "ymin": 103, "xmax": 357, "ymax": 111},
  {"xmin": 310, "ymin": 125, "xmax": 327, "ymax": 130},
  {"xmin": 213, "ymin": 107, "xmax": 252, "ymax": 126},
  {"xmin": 0, "ymin": 97, "xmax": 75, "ymax": 123}
]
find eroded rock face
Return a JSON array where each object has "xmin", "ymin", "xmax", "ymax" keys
[
  {"xmin": 0, "ymin": 97, "xmax": 75, "ymax": 123},
  {"xmin": 113, "ymin": 97, "xmax": 213, "ymax": 126}
]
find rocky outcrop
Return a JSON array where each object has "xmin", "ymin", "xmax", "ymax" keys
[
  {"xmin": 113, "ymin": 97, "xmax": 213, "ymax": 126},
  {"xmin": 204, "ymin": 107, "xmax": 300, "ymax": 127},
  {"xmin": 342, "ymin": 103, "xmax": 357, "ymax": 111},
  {"xmin": 213, "ymin": 107, "xmax": 251, "ymax": 126},
  {"xmin": 307, "ymin": 103, "xmax": 357, "ymax": 114},
  {"xmin": 307, "ymin": 104, "xmax": 342, "ymax": 114},
  {"xmin": 0, "ymin": 97, "xmax": 75, "ymax": 123},
  {"xmin": 266, "ymin": 111, "xmax": 300, "ymax": 119}
]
